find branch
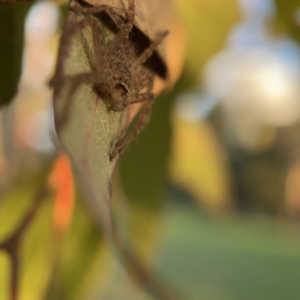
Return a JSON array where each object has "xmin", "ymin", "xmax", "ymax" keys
[{"xmin": 0, "ymin": 184, "xmax": 50, "ymax": 300}]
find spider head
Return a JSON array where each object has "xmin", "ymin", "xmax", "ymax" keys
[{"xmin": 109, "ymin": 83, "xmax": 130, "ymax": 111}]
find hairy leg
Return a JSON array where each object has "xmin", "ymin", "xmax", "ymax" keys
[
  {"xmin": 123, "ymin": 0, "xmax": 135, "ymax": 35},
  {"xmin": 110, "ymin": 93, "xmax": 154, "ymax": 160},
  {"xmin": 69, "ymin": 0, "xmax": 134, "ymax": 36},
  {"xmin": 51, "ymin": 13, "xmax": 103, "ymax": 94},
  {"xmin": 52, "ymin": 13, "xmax": 110, "ymax": 129},
  {"xmin": 134, "ymin": 67, "xmax": 154, "ymax": 93},
  {"xmin": 129, "ymin": 93, "xmax": 155, "ymax": 105},
  {"xmin": 133, "ymin": 31, "xmax": 169, "ymax": 68},
  {"xmin": 104, "ymin": 0, "xmax": 136, "ymax": 58},
  {"xmin": 56, "ymin": 71, "xmax": 109, "ymax": 130}
]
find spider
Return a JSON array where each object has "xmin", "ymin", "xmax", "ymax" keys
[{"xmin": 52, "ymin": 0, "xmax": 168, "ymax": 160}]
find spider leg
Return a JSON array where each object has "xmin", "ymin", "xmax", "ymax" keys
[
  {"xmin": 128, "ymin": 93, "xmax": 155, "ymax": 105},
  {"xmin": 52, "ymin": 13, "xmax": 110, "ymax": 129},
  {"xmin": 110, "ymin": 92, "xmax": 154, "ymax": 160},
  {"xmin": 133, "ymin": 31, "xmax": 169, "ymax": 68},
  {"xmin": 50, "ymin": 14, "xmax": 103, "ymax": 95},
  {"xmin": 99, "ymin": 0, "xmax": 136, "ymax": 58},
  {"xmin": 134, "ymin": 67, "xmax": 154, "ymax": 92},
  {"xmin": 123, "ymin": 0, "xmax": 135, "ymax": 35},
  {"xmin": 70, "ymin": 0, "xmax": 133, "ymax": 37},
  {"xmin": 56, "ymin": 71, "xmax": 109, "ymax": 130}
]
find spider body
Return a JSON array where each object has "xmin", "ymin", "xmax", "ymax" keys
[
  {"xmin": 53, "ymin": 0, "xmax": 168, "ymax": 160},
  {"xmin": 95, "ymin": 51, "xmax": 134, "ymax": 112}
]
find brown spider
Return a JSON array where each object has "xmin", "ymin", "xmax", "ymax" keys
[{"xmin": 52, "ymin": 0, "xmax": 168, "ymax": 161}]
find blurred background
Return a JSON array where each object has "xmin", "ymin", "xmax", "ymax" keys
[{"xmin": 1, "ymin": 0, "xmax": 300, "ymax": 299}]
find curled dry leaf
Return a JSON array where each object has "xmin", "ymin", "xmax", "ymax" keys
[{"xmin": 51, "ymin": 0, "xmax": 185, "ymax": 298}]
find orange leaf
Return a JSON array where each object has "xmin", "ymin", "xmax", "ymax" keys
[{"xmin": 48, "ymin": 154, "xmax": 74, "ymax": 233}]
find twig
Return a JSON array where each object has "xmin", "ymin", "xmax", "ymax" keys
[{"xmin": 0, "ymin": 184, "xmax": 50, "ymax": 300}]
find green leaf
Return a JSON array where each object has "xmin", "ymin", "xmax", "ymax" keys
[
  {"xmin": 0, "ymin": 3, "xmax": 32, "ymax": 107},
  {"xmin": 274, "ymin": 0, "xmax": 300, "ymax": 43}
]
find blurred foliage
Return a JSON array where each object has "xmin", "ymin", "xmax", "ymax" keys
[
  {"xmin": 159, "ymin": 205, "xmax": 300, "ymax": 300},
  {"xmin": 232, "ymin": 151, "xmax": 287, "ymax": 214},
  {"xmin": 274, "ymin": 0, "xmax": 300, "ymax": 43},
  {"xmin": 45, "ymin": 189, "xmax": 103, "ymax": 300},
  {"xmin": 173, "ymin": 0, "xmax": 240, "ymax": 76},
  {"xmin": 0, "ymin": 2, "xmax": 32, "ymax": 107},
  {"xmin": 169, "ymin": 116, "xmax": 234, "ymax": 212},
  {"xmin": 0, "ymin": 177, "xmax": 52, "ymax": 300}
]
